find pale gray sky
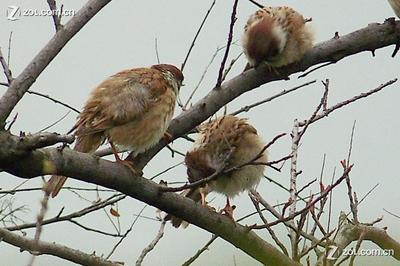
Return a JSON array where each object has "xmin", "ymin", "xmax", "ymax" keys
[{"xmin": 1, "ymin": 1, "xmax": 399, "ymax": 265}]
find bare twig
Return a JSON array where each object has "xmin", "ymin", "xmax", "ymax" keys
[
  {"xmin": 0, "ymin": 47, "xmax": 13, "ymax": 84},
  {"xmin": 135, "ymin": 220, "xmax": 166, "ymax": 266},
  {"xmin": 221, "ymin": 51, "xmax": 243, "ymax": 82},
  {"xmin": 7, "ymin": 31, "xmax": 13, "ymax": 66},
  {"xmin": 298, "ymin": 62, "xmax": 335, "ymax": 78},
  {"xmin": 251, "ymin": 164, "xmax": 353, "ymax": 229},
  {"xmin": 67, "ymin": 219, "xmax": 122, "ymax": 237},
  {"xmin": 181, "ymin": 234, "xmax": 218, "ymax": 266},
  {"xmin": 181, "ymin": 0, "xmax": 216, "ymax": 71},
  {"xmin": 289, "ymin": 119, "xmax": 301, "ymax": 260},
  {"xmin": 383, "ymin": 208, "xmax": 400, "ymax": 220},
  {"xmin": 6, "ymin": 194, "xmax": 125, "ymax": 231},
  {"xmin": 296, "ymin": 178, "xmax": 317, "ymax": 197},
  {"xmin": 38, "ymin": 111, "xmax": 71, "ymax": 132},
  {"xmin": 106, "ymin": 204, "xmax": 148, "ymax": 259},
  {"xmin": 183, "ymin": 46, "xmax": 223, "ymax": 109},
  {"xmin": 298, "ymin": 79, "xmax": 398, "ymax": 127},
  {"xmin": 0, "ymin": 227, "xmax": 121, "ymax": 266},
  {"xmin": 249, "ymin": 193, "xmax": 289, "ymax": 256},
  {"xmin": 215, "ymin": 0, "xmax": 239, "ymax": 87},
  {"xmin": 154, "ymin": 38, "xmax": 160, "ymax": 64},
  {"xmin": 345, "ymin": 121, "xmax": 358, "ymax": 223},
  {"xmin": 47, "ymin": 0, "xmax": 63, "ymax": 31},
  {"xmin": 230, "ymin": 80, "xmax": 316, "ymax": 116},
  {"xmin": 249, "ymin": 190, "xmax": 328, "ymax": 247},
  {"xmin": 149, "ymin": 161, "xmax": 184, "ymax": 180},
  {"xmin": 247, "ymin": 0, "xmax": 264, "ymax": 8},
  {"xmin": 5, "ymin": 112, "xmax": 18, "ymax": 131},
  {"xmin": 27, "ymin": 90, "xmax": 80, "ymax": 114},
  {"xmin": 0, "ymin": 186, "xmax": 114, "ymax": 195}
]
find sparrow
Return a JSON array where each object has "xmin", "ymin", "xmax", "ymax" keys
[
  {"xmin": 388, "ymin": 0, "xmax": 400, "ymax": 18},
  {"xmin": 242, "ymin": 6, "xmax": 314, "ymax": 69},
  {"xmin": 167, "ymin": 115, "xmax": 267, "ymax": 227},
  {"xmin": 48, "ymin": 64, "xmax": 184, "ymax": 197}
]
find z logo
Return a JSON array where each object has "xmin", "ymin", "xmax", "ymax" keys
[
  {"xmin": 326, "ymin": 245, "xmax": 338, "ymax": 260},
  {"xmin": 7, "ymin": 6, "xmax": 21, "ymax": 21}
]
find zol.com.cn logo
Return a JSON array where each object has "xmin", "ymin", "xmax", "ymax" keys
[{"xmin": 6, "ymin": 6, "xmax": 21, "ymax": 21}]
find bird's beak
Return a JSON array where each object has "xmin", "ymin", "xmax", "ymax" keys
[{"xmin": 177, "ymin": 83, "xmax": 185, "ymax": 107}]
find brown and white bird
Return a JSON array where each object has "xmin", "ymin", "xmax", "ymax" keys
[
  {"xmin": 48, "ymin": 64, "xmax": 184, "ymax": 197},
  {"xmin": 168, "ymin": 115, "xmax": 267, "ymax": 227},
  {"xmin": 388, "ymin": 0, "xmax": 400, "ymax": 18},
  {"xmin": 242, "ymin": 6, "xmax": 314, "ymax": 69}
]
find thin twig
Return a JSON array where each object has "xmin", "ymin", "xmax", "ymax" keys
[
  {"xmin": 106, "ymin": 204, "xmax": 148, "ymax": 259},
  {"xmin": 298, "ymin": 62, "xmax": 335, "ymax": 78},
  {"xmin": 183, "ymin": 46, "xmax": 224, "ymax": 109},
  {"xmin": 27, "ymin": 90, "xmax": 80, "ymax": 114},
  {"xmin": 251, "ymin": 164, "xmax": 353, "ymax": 229},
  {"xmin": 296, "ymin": 178, "xmax": 317, "ymax": 197},
  {"xmin": 247, "ymin": 0, "xmax": 264, "ymax": 8},
  {"xmin": 298, "ymin": 79, "xmax": 398, "ymax": 127},
  {"xmin": 38, "ymin": 111, "xmax": 71, "ymax": 132},
  {"xmin": 181, "ymin": 0, "xmax": 216, "ymax": 71},
  {"xmin": 249, "ymin": 193, "xmax": 289, "ymax": 256},
  {"xmin": 221, "ymin": 52, "xmax": 243, "ymax": 82},
  {"xmin": 47, "ymin": 0, "xmax": 63, "ymax": 31},
  {"xmin": 6, "ymin": 194, "xmax": 125, "ymax": 231},
  {"xmin": 154, "ymin": 38, "xmax": 160, "ymax": 64},
  {"xmin": 181, "ymin": 235, "xmax": 218, "ymax": 266},
  {"xmin": 68, "ymin": 219, "xmax": 122, "ymax": 237},
  {"xmin": 327, "ymin": 167, "xmax": 336, "ymax": 233},
  {"xmin": 345, "ymin": 120, "xmax": 358, "ymax": 223},
  {"xmin": 383, "ymin": 208, "xmax": 400, "ymax": 220},
  {"xmin": 135, "ymin": 220, "xmax": 166, "ymax": 265},
  {"xmin": 230, "ymin": 80, "xmax": 316, "ymax": 116},
  {"xmin": 7, "ymin": 31, "xmax": 13, "ymax": 66},
  {"xmin": 215, "ymin": 0, "xmax": 239, "ymax": 87},
  {"xmin": 149, "ymin": 161, "xmax": 184, "ymax": 180},
  {"xmin": 0, "ymin": 47, "xmax": 13, "ymax": 84}
]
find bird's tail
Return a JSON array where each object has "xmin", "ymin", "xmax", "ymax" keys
[
  {"xmin": 47, "ymin": 132, "xmax": 103, "ymax": 198},
  {"xmin": 47, "ymin": 175, "xmax": 68, "ymax": 198},
  {"xmin": 164, "ymin": 187, "xmax": 205, "ymax": 228}
]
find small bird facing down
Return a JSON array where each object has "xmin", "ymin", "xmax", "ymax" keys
[
  {"xmin": 48, "ymin": 64, "xmax": 184, "ymax": 197},
  {"xmin": 388, "ymin": 0, "xmax": 400, "ymax": 18},
  {"xmin": 168, "ymin": 115, "xmax": 267, "ymax": 227},
  {"xmin": 242, "ymin": 6, "xmax": 314, "ymax": 69}
]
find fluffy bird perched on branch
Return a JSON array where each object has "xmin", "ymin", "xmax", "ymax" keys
[
  {"xmin": 48, "ymin": 64, "xmax": 184, "ymax": 197},
  {"xmin": 242, "ymin": 6, "xmax": 314, "ymax": 69},
  {"xmin": 388, "ymin": 0, "xmax": 400, "ymax": 18},
  {"xmin": 168, "ymin": 115, "xmax": 267, "ymax": 227}
]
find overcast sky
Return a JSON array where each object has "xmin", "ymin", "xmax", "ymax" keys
[{"xmin": 1, "ymin": 1, "xmax": 399, "ymax": 265}]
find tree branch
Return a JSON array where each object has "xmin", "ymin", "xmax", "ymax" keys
[
  {"xmin": 133, "ymin": 20, "xmax": 400, "ymax": 169},
  {"xmin": 0, "ymin": 143, "xmax": 300, "ymax": 266},
  {"xmin": 0, "ymin": 227, "xmax": 122, "ymax": 266},
  {"xmin": 0, "ymin": 0, "xmax": 112, "ymax": 126}
]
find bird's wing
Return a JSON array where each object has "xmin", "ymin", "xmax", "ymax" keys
[{"xmin": 73, "ymin": 68, "xmax": 169, "ymax": 136}]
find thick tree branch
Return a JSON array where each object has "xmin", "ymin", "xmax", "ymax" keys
[
  {"xmin": 0, "ymin": 0, "xmax": 112, "ymax": 126},
  {"xmin": 134, "ymin": 20, "xmax": 400, "ymax": 169},
  {"xmin": 0, "ymin": 141, "xmax": 300, "ymax": 266},
  {"xmin": 0, "ymin": 227, "xmax": 121, "ymax": 266},
  {"xmin": 321, "ymin": 213, "xmax": 400, "ymax": 265}
]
